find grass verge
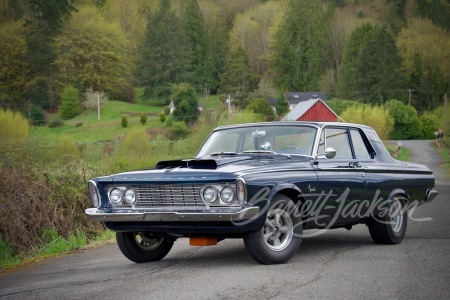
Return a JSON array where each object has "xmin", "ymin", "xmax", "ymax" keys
[{"xmin": 0, "ymin": 230, "xmax": 115, "ymax": 270}]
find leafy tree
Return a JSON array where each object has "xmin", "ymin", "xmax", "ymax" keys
[
  {"xmin": 228, "ymin": 1, "xmax": 285, "ymax": 74},
  {"xmin": 53, "ymin": 6, "xmax": 132, "ymax": 100},
  {"xmin": 136, "ymin": 0, "xmax": 189, "ymax": 98},
  {"xmin": 326, "ymin": 99, "xmax": 362, "ymax": 115},
  {"xmin": 218, "ymin": 47, "xmax": 260, "ymax": 107},
  {"xmin": 337, "ymin": 23, "xmax": 404, "ymax": 103},
  {"xmin": 271, "ymin": 0, "xmax": 325, "ymax": 91},
  {"xmin": 140, "ymin": 113, "xmax": 148, "ymax": 125},
  {"xmin": 246, "ymin": 98, "xmax": 275, "ymax": 121},
  {"xmin": 171, "ymin": 83, "xmax": 199, "ymax": 123},
  {"xmin": 275, "ymin": 92, "xmax": 289, "ymax": 117},
  {"xmin": 0, "ymin": 21, "xmax": 30, "ymax": 111},
  {"xmin": 181, "ymin": 0, "xmax": 213, "ymax": 92},
  {"xmin": 397, "ymin": 18, "xmax": 450, "ymax": 111},
  {"xmin": 340, "ymin": 104, "xmax": 393, "ymax": 140},
  {"xmin": 59, "ymin": 86, "xmax": 80, "ymax": 120},
  {"xmin": 385, "ymin": 100, "xmax": 421, "ymax": 140}
]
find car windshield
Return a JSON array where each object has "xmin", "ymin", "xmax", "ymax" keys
[{"xmin": 196, "ymin": 125, "xmax": 317, "ymax": 158}]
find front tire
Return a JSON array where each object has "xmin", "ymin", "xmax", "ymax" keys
[
  {"xmin": 244, "ymin": 195, "xmax": 302, "ymax": 264},
  {"xmin": 116, "ymin": 232, "xmax": 174, "ymax": 263},
  {"xmin": 368, "ymin": 197, "xmax": 407, "ymax": 244}
]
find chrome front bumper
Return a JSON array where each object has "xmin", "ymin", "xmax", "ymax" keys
[{"xmin": 85, "ymin": 206, "xmax": 261, "ymax": 222}]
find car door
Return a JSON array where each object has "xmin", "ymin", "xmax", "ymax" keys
[{"xmin": 312, "ymin": 126, "xmax": 367, "ymax": 227}]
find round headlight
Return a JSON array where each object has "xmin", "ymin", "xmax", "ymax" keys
[
  {"xmin": 88, "ymin": 181, "xmax": 100, "ymax": 208},
  {"xmin": 201, "ymin": 186, "xmax": 218, "ymax": 204},
  {"xmin": 109, "ymin": 188, "xmax": 123, "ymax": 205},
  {"xmin": 220, "ymin": 186, "xmax": 235, "ymax": 203},
  {"xmin": 123, "ymin": 188, "xmax": 136, "ymax": 205}
]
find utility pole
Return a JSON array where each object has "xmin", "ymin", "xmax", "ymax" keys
[
  {"xmin": 97, "ymin": 91, "xmax": 100, "ymax": 121},
  {"xmin": 407, "ymin": 89, "xmax": 414, "ymax": 105}
]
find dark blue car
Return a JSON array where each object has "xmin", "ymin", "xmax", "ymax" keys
[{"xmin": 86, "ymin": 122, "xmax": 438, "ymax": 264}]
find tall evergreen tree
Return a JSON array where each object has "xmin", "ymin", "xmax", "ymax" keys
[
  {"xmin": 337, "ymin": 24, "xmax": 404, "ymax": 103},
  {"xmin": 181, "ymin": 0, "xmax": 212, "ymax": 93},
  {"xmin": 208, "ymin": 18, "xmax": 228, "ymax": 94},
  {"xmin": 218, "ymin": 47, "xmax": 260, "ymax": 108},
  {"xmin": 271, "ymin": 0, "xmax": 325, "ymax": 92},
  {"xmin": 136, "ymin": 0, "xmax": 189, "ymax": 99},
  {"xmin": 25, "ymin": 0, "xmax": 76, "ymax": 110}
]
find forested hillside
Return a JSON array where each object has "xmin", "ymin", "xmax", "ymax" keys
[{"xmin": 1, "ymin": 0, "xmax": 449, "ymax": 117}]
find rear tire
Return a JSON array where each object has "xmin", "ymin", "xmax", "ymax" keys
[
  {"xmin": 244, "ymin": 195, "xmax": 302, "ymax": 264},
  {"xmin": 368, "ymin": 197, "xmax": 407, "ymax": 244},
  {"xmin": 116, "ymin": 232, "xmax": 174, "ymax": 263}
]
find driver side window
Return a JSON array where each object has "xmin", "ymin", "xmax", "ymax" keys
[{"xmin": 319, "ymin": 128, "xmax": 352, "ymax": 159}]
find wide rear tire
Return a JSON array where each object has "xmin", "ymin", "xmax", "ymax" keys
[
  {"xmin": 244, "ymin": 195, "xmax": 302, "ymax": 264},
  {"xmin": 368, "ymin": 197, "xmax": 407, "ymax": 244},
  {"xmin": 116, "ymin": 232, "xmax": 174, "ymax": 263}
]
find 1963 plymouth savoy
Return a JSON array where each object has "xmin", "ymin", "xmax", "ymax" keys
[{"xmin": 86, "ymin": 122, "xmax": 438, "ymax": 264}]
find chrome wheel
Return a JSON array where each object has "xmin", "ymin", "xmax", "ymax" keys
[
  {"xmin": 390, "ymin": 199, "xmax": 404, "ymax": 233},
  {"xmin": 244, "ymin": 195, "xmax": 302, "ymax": 264},
  {"xmin": 262, "ymin": 207, "xmax": 294, "ymax": 252}
]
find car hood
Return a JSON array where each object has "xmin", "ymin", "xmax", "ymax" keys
[{"xmin": 111, "ymin": 155, "xmax": 312, "ymax": 183}]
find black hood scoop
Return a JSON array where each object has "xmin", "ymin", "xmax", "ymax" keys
[
  {"xmin": 156, "ymin": 159, "xmax": 217, "ymax": 170},
  {"xmin": 155, "ymin": 156, "xmax": 253, "ymax": 170}
]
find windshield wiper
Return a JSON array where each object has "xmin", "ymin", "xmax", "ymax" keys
[{"xmin": 210, "ymin": 152, "xmax": 238, "ymax": 156}]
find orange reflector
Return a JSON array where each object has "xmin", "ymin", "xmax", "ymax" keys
[{"xmin": 189, "ymin": 237, "xmax": 218, "ymax": 246}]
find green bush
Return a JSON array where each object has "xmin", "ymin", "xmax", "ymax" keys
[
  {"xmin": 160, "ymin": 111, "xmax": 166, "ymax": 123},
  {"xmin": 0, "ymin": 109, "xmax": 29, "ymax": 144},
  {"xmin": 385, "ymin": 100, "xmax": 421, "ymax": 140},
  {"xmin": 140, "ymin": 113, "xmax": 148, "ymax": 125},
  {"xmin": 419, "ymin": 111, "xmax": 440, "ymax": 139},
  {"xmin": 60, "ymin": 86, "xmax": 80, "ymax": 120},
  {"xmin": 121, "ymin": 114, "xmax": 128, "ymax": 128},
  {"xmin": 169, "ymin": 121, "xmax": 190, "ymax": 140},
  {"xmin": 246, "ymin": 98, "xmax": 275, "ymax": 121},
  {"xmin": 171, "ymin": 83, "xmax": 199, "ymax": 123},
  {"xmin": 29, "ymin": 105, "xmax": 46, "ymax": 126}
]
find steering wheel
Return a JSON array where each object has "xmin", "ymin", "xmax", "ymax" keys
[{"xmin": 280, "ymin": 146, "xmax": 304, "ymax": 153}]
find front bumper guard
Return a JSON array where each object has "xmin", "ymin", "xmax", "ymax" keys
[{"xmin": 85, "ymin": 206, "xmax": 261, "ymax": 222}]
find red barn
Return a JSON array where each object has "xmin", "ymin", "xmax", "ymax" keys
[{"xmin": 283, "ymin": 98, "xmax": 339, "ymax": 122}]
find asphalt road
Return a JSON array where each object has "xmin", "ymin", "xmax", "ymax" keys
[{"xmin": 1, "ymin": 140, "xmax": 449, "ymax": 300}]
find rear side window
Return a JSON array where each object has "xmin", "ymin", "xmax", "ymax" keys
[{"xmin": 350, "ymin": 129, "xmax": 371, "ymax": 160}]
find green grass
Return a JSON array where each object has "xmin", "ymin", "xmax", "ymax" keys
[
  {"xmin": 0, "ymin": 229, "xmax": 115, "ymax": 269},
  {"xmin": 436, "ymin": 139, "xmax": 450, "ymax": 173},
  {"xmin": 397, "ymin": 147, "xmax": 410, "ymax": 161},
  {"xmin": 29, "ymin": 100, "xmax": 166, "ymax": 145},
  {"xmin": 29, "ymin": 95, "xmax": 224, "ymax": 145}
]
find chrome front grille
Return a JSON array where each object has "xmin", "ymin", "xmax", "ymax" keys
[{"xmin": 133, "ymin": 184, "xmax": 206, "ymax": 208}]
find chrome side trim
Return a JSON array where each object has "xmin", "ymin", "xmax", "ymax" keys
[{"xmin": 85, "ymin": 206, "xmax": 261, "ymax": 222}]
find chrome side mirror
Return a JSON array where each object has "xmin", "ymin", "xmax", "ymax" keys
[
  {"xmin": 324, "ymin": 147, "xmax": 336, "ymax": 159},
  {"xmin": 316, "ymin": 147, "xmax": 336, "ymax": 159}
]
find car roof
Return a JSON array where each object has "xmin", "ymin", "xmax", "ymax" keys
[{"xmin": 214, "ymin": 121, "xmax": 375, "ymax": 132}]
